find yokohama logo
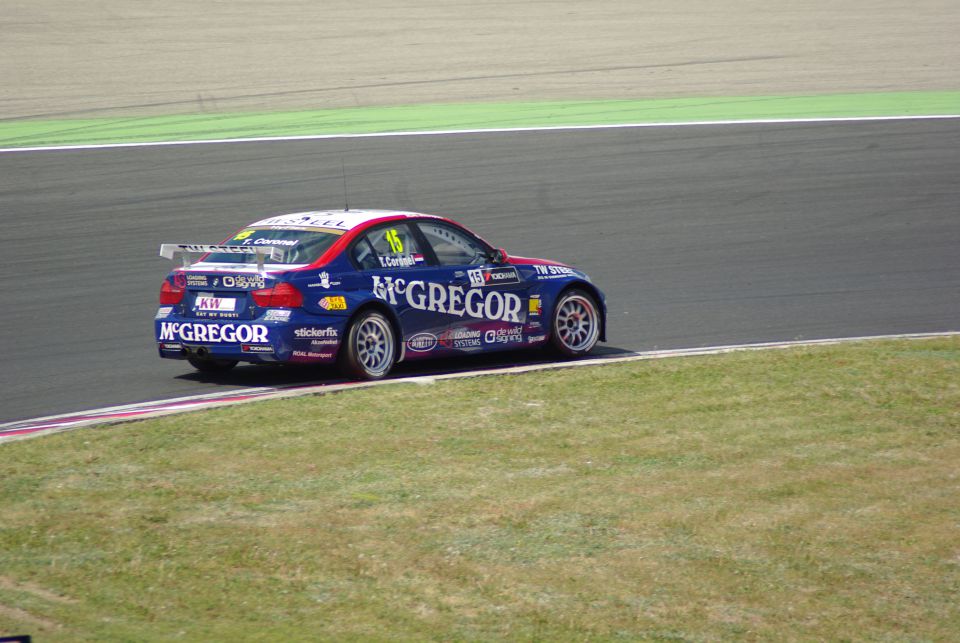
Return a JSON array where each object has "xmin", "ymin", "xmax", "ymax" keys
[{"xmin": 468, "ymin": 267, "xmax": 520, "ymax": 287}]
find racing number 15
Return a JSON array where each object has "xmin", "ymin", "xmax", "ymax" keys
[{"xmin": 385, "ymin": 229, "xmax": 404, "ymax": 254}]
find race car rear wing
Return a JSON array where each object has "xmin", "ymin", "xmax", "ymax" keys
[{"xmin": 159, "ymin": 244, "xmax": 284, "ymax": 272}]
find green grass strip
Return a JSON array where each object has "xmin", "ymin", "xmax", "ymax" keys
[
  {"xmin": 1, "ymin": 337, "xmax": 959, "ymax": 639},
  {"xmin": 2, "ymin": 90, "xmax": 959, "ymax": 149}
]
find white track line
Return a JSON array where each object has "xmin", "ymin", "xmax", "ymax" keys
[
  {"xmin": 2, "ymin": 114, "xmax": 959, "ymax": 153},
  {"xmin": 1, "ymin": 331, "xmax": 956, "ymax": 443}
]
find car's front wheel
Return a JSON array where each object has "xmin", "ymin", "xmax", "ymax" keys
[
  {"xmin": 550, "ymin": 289, "xmax": 601, "ymax": 357},
  {"xmin": 339, "ymin": 310, "xmax": 396, "ymax": 380},
  {"xmin": 187, "ymin": 357, "xmax": 238, "ymax": 373}
]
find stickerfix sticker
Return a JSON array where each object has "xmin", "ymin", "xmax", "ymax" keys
[
  {"xmin": 319, "ymin": 296, "xmax": 348, "ymax": 311},
  {"xmin": 294, "ymin": 327, "xmax": 338, "ymax": 339}
]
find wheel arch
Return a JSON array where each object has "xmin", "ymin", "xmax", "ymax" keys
[
  {"xmin": 344, "ymin": 299, "xmax": 406, "ymax": 361},
  {"xmin": 552, "ymin": 280, "xmax": 607, "ymax": 342}
]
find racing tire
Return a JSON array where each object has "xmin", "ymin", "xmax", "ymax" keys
[
  {"xmin": 187, "ymin": 357, "xmax": 238, "ymax": 373},
  {"xmin": 339, "ymin": 310, "xmax": 396, "ymax": 380},
  {"xmin": 549, "ymin": 288, "xmax": 601, "ymax": 357}
]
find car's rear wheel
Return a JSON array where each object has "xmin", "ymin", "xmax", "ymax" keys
[
  {"xmin": 550, "ymin": 289, "xmax": 601, "ymax": 357},
  {"xmin": 339, "ymin": 310, "xmax": 396, "ymax": 380},
  {"xmin": 187, "ymin": 357, "xmax": 238, "ymax": 373}
]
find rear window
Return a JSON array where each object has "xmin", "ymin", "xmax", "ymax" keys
[{"xmin": 203, "ymin": 227, "xmax": 342, "ymax": 265}]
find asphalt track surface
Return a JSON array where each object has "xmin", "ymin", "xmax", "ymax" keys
[{"xmin": 2, "ymin": 119, "xmax": 959, "ymax": 423}]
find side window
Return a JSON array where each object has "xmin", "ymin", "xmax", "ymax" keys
[
  {"xmin": 351, "ymin": 238, "xmax": 379, "ymax": 271},
  {"xmin": 418, "ymin": 222, "xmax": 488, "ymax": 266},
  {"xmin": 365, "ymin": 224, "xmax": 425, "ymax": 270}
]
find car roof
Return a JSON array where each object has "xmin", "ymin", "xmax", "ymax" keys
[{"xmin": 247, "ymin": 209, "xmax": 438, "ymax": 231}]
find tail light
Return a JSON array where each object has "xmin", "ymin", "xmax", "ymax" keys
[
  {"xmin": 159, "ymin": 279, "xmax": 184, "ymax": 304},
  {"xmin": 252, "ymin": 282, "xmax": 303, "ymax": 308}
]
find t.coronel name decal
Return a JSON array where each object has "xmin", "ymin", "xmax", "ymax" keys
[
  {"xmin": 371, "ymin": 276, "xmax": 523, "ymax": 323},
  {"xmin": 158, "ymin": 322, "xmax": 269, "ymax": 343}
]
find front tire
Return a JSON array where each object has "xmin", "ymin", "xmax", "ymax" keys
[
  {"xmin": 187, "ymin": 357, "xmax": 238, "ymax": 373},
  {"xmin": 339, "ymin": 310, "xmax": 396, "ymax": 380},
  {"xmin": 549, "ymin": 289, "xmax": 601, "ymax": 357}
]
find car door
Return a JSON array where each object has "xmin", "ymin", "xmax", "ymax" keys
[
  {"xmin": 413, "ymin": 220, "xmax": 532, "ymax": 353},
  {"xmin": 348, "ymin": 221, "xmax": 443, "ymax": 352}
]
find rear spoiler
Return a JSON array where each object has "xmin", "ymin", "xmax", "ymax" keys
[{"xmin": 159, "ymin": 244, "xmax": 284, "ymax": 272}]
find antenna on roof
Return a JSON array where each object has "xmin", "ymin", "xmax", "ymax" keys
[{"xmin": 340, "ymin": 158, "xmax": 350, "ymax": 212}]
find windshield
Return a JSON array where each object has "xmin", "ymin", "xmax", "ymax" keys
[{"xmin": 203, "ymin": 227, "xmax": 343, "ymax": 265}]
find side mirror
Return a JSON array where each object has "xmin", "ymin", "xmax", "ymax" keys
[{"xmin": 487, "ymin": 248, "xmax": 507, "ymax": 266}]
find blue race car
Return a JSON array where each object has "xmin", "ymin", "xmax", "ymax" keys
[{"xmin": 156, "ymin": 210, "xmax": 606, "ymax": 379}]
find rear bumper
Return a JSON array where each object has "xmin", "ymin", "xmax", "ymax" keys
[{"xmin": 154, "ymin": 311, "xmax": 346, "ymax": 364}]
